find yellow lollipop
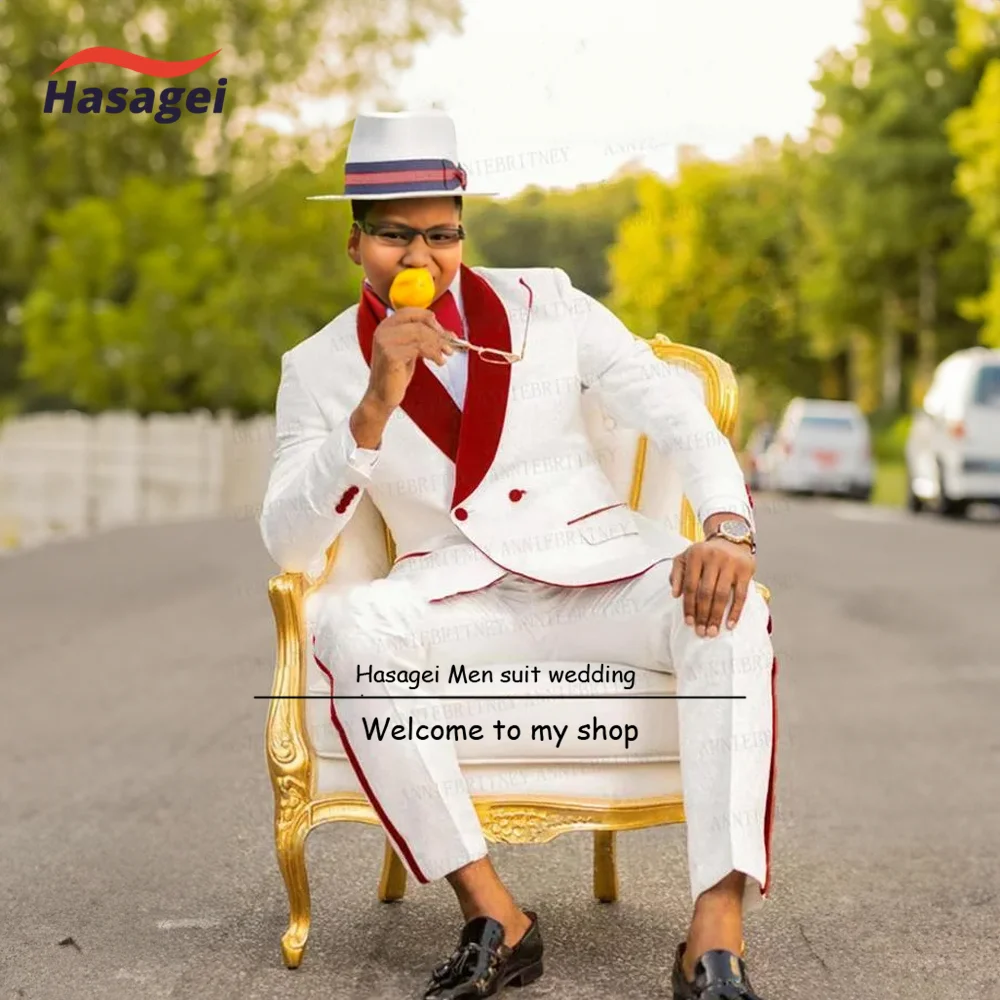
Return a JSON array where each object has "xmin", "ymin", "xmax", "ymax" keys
[{"xmin": 389, "ymin": 268, "xmax": 436, "ymax": 310}]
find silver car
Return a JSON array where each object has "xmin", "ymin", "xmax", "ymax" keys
[{"xmin": 759, "ymin": 399, "xmax": 874, "ymax": 501}]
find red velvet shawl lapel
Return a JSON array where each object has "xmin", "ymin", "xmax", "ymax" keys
[
  {"xmin": 355, "ymin": 267, "xmax": 512, "ymax": 505},
  {"xmin": 356, "ymin": 282, "xmax": 461, "ymax": 462},
  {"xmin": 451, "ymin": 264, "xmax": 511, "ymax": 506}
]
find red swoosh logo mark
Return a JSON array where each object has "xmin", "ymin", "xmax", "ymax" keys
[{"xmin": 50, "ymin": 46, "xmax": 221, "ymax": 78}]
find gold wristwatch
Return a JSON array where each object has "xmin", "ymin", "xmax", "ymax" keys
[{"xmin": 705, "ymin": 518, "xmax": 757, "ymax": 554}]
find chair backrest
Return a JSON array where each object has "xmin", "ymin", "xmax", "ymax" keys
[{"xmin": 307, "ymin": 336, "xmax": 739, "ymax": 594}]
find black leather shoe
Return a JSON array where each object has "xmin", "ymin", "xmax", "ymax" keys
[
  {"xmin": 422, "ymin": 911, "xmax": 543, "ymax": 999},
  {"xmin": 672, "ymin": 944, "xmax": 765, "ymax": 1000}
]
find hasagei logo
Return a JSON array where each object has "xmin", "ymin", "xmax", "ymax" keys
[{"xmin": 43, "ymin": 45, "xmax": 226, "ymax": 124}]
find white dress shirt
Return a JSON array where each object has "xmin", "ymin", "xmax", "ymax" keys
[{"xmin": 414, "ymin": 275, "xmax": 469, "ymax": 409}]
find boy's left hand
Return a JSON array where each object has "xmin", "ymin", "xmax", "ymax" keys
[{"xmin": 670, "ymin": 538, "xmax": 756, "ymax": 637}]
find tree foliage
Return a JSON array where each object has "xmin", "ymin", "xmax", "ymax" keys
[
  {"xmin": 0, "ymin": 0, "xmax": 462, "ymax": 412},
  {"xmin": 607, "ymin": 141, "xmax": 819, "ymax": 412},
  {"xmin": 947, "ymin": 0, "xmax": 1000, "ymax": 346},
  {"xmin": 20, "ymin": 150, "xmax": 363, "ymax": 415},
  {"xmin": 800, "ymin": 0, "xmax": 995, "ymax": 408},
  {"xmin": 463, "ymin": 172, "xmax": 644, "ymax": 300}
]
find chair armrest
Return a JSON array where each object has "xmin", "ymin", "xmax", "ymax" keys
[
  {"xmin": 265, "ymin": 534, "xmax": 345, "ymax": 781},
  {"xmin": 265, "ymin": 570, "xmax": 314, "ymax": 812},
  {"xmin": 629, "ymin": 335, "xmax": 741, "ymax": 543},
  {"xmin": 268, "ymin": 571, "xmax": 308, "ymax": 698}
]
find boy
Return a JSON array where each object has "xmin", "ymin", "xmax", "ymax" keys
[{"xmin": 259, "ymin": 110, "xmax": 775, "ymax": 999}]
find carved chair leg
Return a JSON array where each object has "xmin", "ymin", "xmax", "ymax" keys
[
  {"xmin": 378, "ymin": 839, "xmax": 408, "ymax": 902},
  {"xmin": 593, "ymin": 831, "xmax": 619, "ymax": 903},
  {"xmin": 275, "ymin": 810, "xmax": 312, "ymax": 968}
]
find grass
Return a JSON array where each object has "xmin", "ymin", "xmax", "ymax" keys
[
  {"xmin": 873, "ymin": 461, "xmax": 907, "ymax": 508},
  {"xmin": 870, "ymin": 412, "xmax": 912, "ymax": 509}
]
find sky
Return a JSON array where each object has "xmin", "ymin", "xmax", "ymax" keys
[{"xmin": 293, "ymin": 0, "xmax": 868, "ymax": 197}]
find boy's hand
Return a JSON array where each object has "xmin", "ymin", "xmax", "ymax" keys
[
  {"xmin": 669, "ymin": 537, "xmax": 756, "ymax": 638},
  {"xmin": 366, "ymin": 308, "xmax": 455, "ymax": 411}
]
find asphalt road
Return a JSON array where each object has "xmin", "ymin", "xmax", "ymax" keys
[{"xmin": 2, "ymin": 497, "xmax": 1000, "ymax": 1000}]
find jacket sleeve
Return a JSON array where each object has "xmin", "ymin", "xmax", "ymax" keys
[
  {"xmin": 557, "ymin": 269, "xmax": 754, "ymax": 530},
  {"xmin": 259, "ymin": 350, "xmax": 379, "ymax": 574}
]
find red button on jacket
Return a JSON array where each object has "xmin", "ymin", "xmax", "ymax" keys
[
  {"xmin": 508, "ymin": 489, "xmax": 524, "ymax": 502},
  {"xmin": 454, "ymin": 507, "xmax": 468, "ymax": 521},
  {"xmin": 335, "ymin": 485, "xmax": 359, "ymax": 514}
]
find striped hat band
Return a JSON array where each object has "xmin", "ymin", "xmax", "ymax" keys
[{"xmin": 343, "ymin": 158, "xmax": 468, "ymax": 197}]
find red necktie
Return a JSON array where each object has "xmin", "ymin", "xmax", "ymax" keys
[{"xmin": 431, "ymin": 290, "xmax": 465, "ymax": 341}]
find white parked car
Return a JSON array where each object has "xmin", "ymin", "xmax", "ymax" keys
[
  {"xmin": 905, "ymin": 347, "xmax": 1000, "ymax": 517},
  {"xmin": 758, "ymin": 398, "xmax": 874, "ymax": 501}
]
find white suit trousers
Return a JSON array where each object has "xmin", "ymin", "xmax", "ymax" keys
[{"xmin": 310, "ymin": 562, "xmax": 776, "ymax": 907}]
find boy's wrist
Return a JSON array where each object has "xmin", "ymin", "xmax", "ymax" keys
[{"xmin": 350, "ymin": 395, "xmax": 394, "ymax": 448}]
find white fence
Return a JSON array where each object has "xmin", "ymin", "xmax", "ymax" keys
[{"xmin": 0, "ymin": 411, "xmax": 276, "ymax": 552}]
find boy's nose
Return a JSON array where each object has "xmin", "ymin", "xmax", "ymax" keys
[{"xmin": 401, "ymin": 234, "xmax": 433, "ymax": 265}]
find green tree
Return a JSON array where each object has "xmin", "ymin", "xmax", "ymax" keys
[
  {"xmin": 947, "ymin": 0, "xmax": 1000, "ymax": 346},
  {"xmin": 607, "ymin": 139, "xmax": 820, "ymax": 411},
  {"xmin": 463, "ymin": 171, "xmax": 644, "ymax": 300},
  {"xmin": 803, "ymin": 0, "xmax": 995, "ymax": 412},
  {"xmin": 20, "ymin": 146, "xmax": 365, "ymax": 415}
]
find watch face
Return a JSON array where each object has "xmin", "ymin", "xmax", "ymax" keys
[{"xmin": 720, "ymin": 518, "xmax": 750, "ymax": 538}]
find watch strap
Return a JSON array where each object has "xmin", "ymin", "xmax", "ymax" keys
[{"xmin": 706, "ymin": 525, "xmax": 757, "ymax": 554}]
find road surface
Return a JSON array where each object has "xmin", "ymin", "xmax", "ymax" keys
[{"xmin": 2, "ymin": 497, "xmax": 999, "ymax": 999}]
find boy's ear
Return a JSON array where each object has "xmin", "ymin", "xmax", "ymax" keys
[{"xmin": 347, "ymin": 223, "xmax": 362, "ymax": 265}]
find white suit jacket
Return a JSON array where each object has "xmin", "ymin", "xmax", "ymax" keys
[{"xmin": 259, "ymin": 265, "xmax": 754, "ymax": 602}]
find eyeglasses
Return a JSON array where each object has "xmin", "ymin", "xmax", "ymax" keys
[
  {"xmin": 444, "ymin": 277, "xmax": 533, "ymax": 365},
  {"xmin": 356, "ymin": 220, "xmax": 466, "ymax": 247}
]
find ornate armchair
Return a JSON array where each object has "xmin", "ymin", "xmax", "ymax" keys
[{"xmin": 264, "ymin": 335, "xmax": 768, "ymax": 968}]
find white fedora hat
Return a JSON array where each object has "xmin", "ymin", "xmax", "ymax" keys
[{"xmin": 307, "ymin": 110, "xmax": 497, "ymax": 201}]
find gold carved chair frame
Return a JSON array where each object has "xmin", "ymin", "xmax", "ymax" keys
[{"xmin": 264, "ymin": 335, "xmax": 768, "ymax": 967}]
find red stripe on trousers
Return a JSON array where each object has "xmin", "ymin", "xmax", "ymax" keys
[
  {"xmin": 762, "ymin": 614, "xmax": 778, "ymax": 896},
  {"xmin": 312, "ymin": 644, "xmax": 430, "ymax": 884}
]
